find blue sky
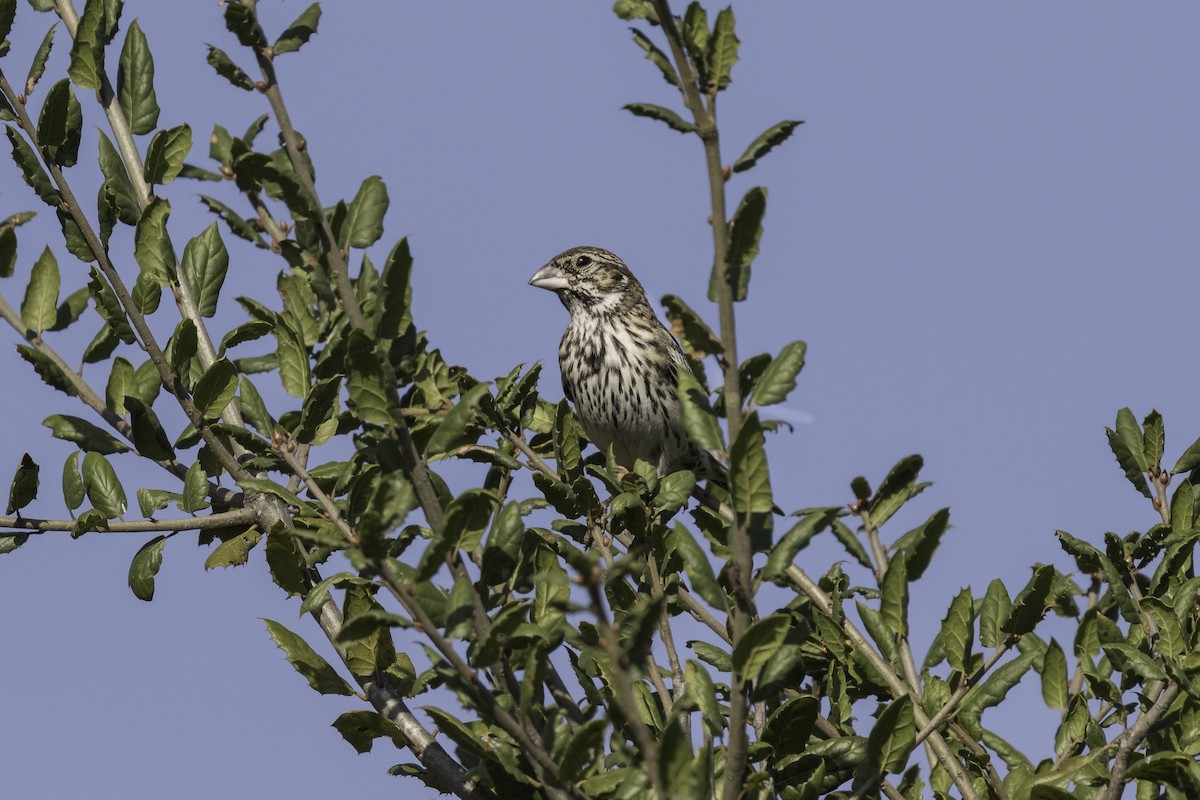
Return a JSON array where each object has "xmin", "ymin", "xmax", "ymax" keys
[{"xmin": 1, "ymin": 3, "xmax": 1197, "ymax": 798}]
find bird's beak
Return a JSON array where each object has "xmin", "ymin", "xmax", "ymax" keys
[{"xmin": 529, "ymin": 263, "xmax": 570, "ymax": 292}]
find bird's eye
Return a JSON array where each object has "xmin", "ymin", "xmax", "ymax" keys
[{"xmin": 574, "ymin": 255, "xmax": 592, "ymax": 268}]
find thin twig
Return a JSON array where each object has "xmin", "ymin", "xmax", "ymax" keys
[{"xmin": 2, "ymin": 507, "xmax": 255, "ymax": 533}]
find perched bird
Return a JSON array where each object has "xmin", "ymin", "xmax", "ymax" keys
[{"xmin": 529, "ymin": 246, "xmax": 715, "ymax": 478}]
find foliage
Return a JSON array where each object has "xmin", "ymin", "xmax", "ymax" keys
[{"xmin": 1, "ymin": 1, "xmax": 1198, "ymax": 799}]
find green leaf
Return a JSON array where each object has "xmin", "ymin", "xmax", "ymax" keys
[
  {"xmin": 37, "ymin": 79, "xmax": 82, "ymax": 167},
  {"xmin": 1101, "ymin": 642, "xmax": 1166, "ymax": 682},
  {"xmin": 17, "ymin": 344, "xmax": 77, "ymax": 396},
  {"xmin": 864, "ymin": 696, "xmax": 915, "ymax": 776},
  {"xmin": 978, "ymin": 579, "xmax": 1011, "ymax": 648},
  {"xmin": 1106, "ymin": 426, "xmax": 1151, "ymax": 499},
  {"xmin": 0, "ymin": 534, "xmax": 29, "ymax": 555},
  {"xmin": 375, "ymin": 237, "xmax": 413, "ymax": 339},
  {"xmin": 1142, "ymin": 409, "xmax": 1164, "ymax": 470},
  {"xmin": 342, "ymin": 175, "xmax": 388, "ymax": 248},
  {"xmin": 237, "ymin": 477, "xmax": 305, "ymax": 509},
  {"xmin": 43, "ymin": 414, "xmax": 127, "ymax": 454},
  {"xmin": 730, "ymin": 412, "xmax": 773, "ymax": 514},
  {"xmin": 879, "ymin": 550, "xmax": 909, "ymax": 638},
  {"xmin": 0, "ymin": 0, "xmax": 15, "ymax": 48},
  {"xmin": 749, "ymin": 340, "xmax": 806, "ymax": 406},
  {"xmin": 676, "ymin": 369, "xmax": 723, "ymax": 452},
  {"xmin": 97, "ymin": 131, "xmax": 138, "ymax": 225},
  {"xmin": 123, "ymin": 396, "xmax": 175, "ymax": 461},
  {"xmin": 941, "ymin": 587, "xmax": 974, "ymax": 674},
  {"xmin": 705, "ymin": 7, "xmax": 739, "ymax": 90},
  {"xmin": 1003, "ymin": 564, "xmax": 1054, "ymax": 635},
  {"xmin": 713, "ymin": 186, "xmax": 766, "ymax": 302},
  {"xmin": 559, "ymin": 718, "xmax": 607, "ymax": 783},
  {"xmin": 426, "ymin": 382, "xmax": 491, "ymax": 457},
  {"xmin": 331, "ymin": 711, "xmax": 405, "ymax": 755},
  {"xmin": 182, "ymin": 461, "xmax": 209, "ymax": 512},
  {"xmin": 1055, "ymin": 529, "xmax": 1102, "ymax": 573},
  {"xmin": 133, "ymin": 198, "xmax": 172, "ymax": 284},
  {"xmin": 24, "ymin": 23, "xmax": 57, "ymax": 97},
  {"xmin": 0, "ymin": 225, "xmax": 15, "ymax": 278},
  {"xmin": 733, "ymin": 120, "xmax": 804, "ymax": 173},
  {"xmin": 296, "ymin": 376, "xmax": 340, "ymax": 444},
  {"xmin": 762, "ymin": 507, "xmax": 837, "ymax": 583},
  {"xmin": 623, "ymin": 102, "xmax": 695, "ymax": 133},
  {"xmin": 661, "ymin": 293, "xmax": 723, "ymax": 358},
  {"xmin": 894, "ymin": 507, "xmax": 951, "ymax": 581},
  {"xmin": 62, "ymin": 451, "xmax": 84, "ymax": 510},
  {"xmin": 275, "ymin": 330, "xmax": 309, "ymax": 398},
  {"xmin": 7, "ymin": 126, "xmax": 60, "ymax": 206},
  {"xmin": 690, "ymin": 640, "xmax": 732, "ymax": 672},
  {"xmin": 144, "ymin": 124, "xmax": 191, "ymax": 185},
  {"xmin": 204, "ymin": 527, "xmax": 261, "ymax": 570},
  {"xmin": 180, "ymin": 223, "xmax": 228, "ymax": 317},
  {"xmin": 869, "ymin": 454, "xmax": 925, "ymax": 529},
  {"xmin": 205, "ymin": 45, "xmax": 255, "ymax": 91},
  {"xmin": 731, "ymin": 614, "xmax": 790, "ymax": 683},
  {"xmin": 82, "ymin": 450, "xmax": 126, "ymax": 518},
  {"xmin": 193, "ymin": 358, "xmax": 238, "ymax": 418},
  {"xmin": 273, "ymin": 2, "xmax": 320, "ymax": 55},
  {"xmin": 959, "ymin": 649, "xmax": 1039, "ymax": 735},
  {"xmin": 1172, "ymin": 435, "xmax": 1200, "ymax": 474},
  {"xmin": 57, "ymin": 207, "xmax": 95, "ymax": 262},
  {"xmin": 224, "ymin": 1, "xmax": 267, "ymax": 49},
  {"xmin": 6, "ymin": 453, "xmax": 39, "ymax": 515},
  {"xmin": 667, "ymin": 522, "xmax": 724, "ymax": 607},
  {"xmin": 116, "ymin": 19, "xmax": 159, "ymax": 134},
  {"xmin": 220, "ymin": 320, "xmax": 273, "ymax": 353},
  {"xmin": 629, "ymin": 28, "xmax": 679, "ymax": 87},
  {"xmin": 66, "ymin": 0, "xmax": 104, "ymax": 90},
  {"xmin": 263, "ymin": 618, "xmax": 354, "ymax": 696},
  {"xmin": 346, "ymin": 329, "xmax": 392, "ymax": 425},
  {"xmin": 127, "ymin": 534, "xmax": 167, "ymax": 600},
  {"xmin": 1041, "ymin": 638, "xmax": 1068, "ymax": 710}
]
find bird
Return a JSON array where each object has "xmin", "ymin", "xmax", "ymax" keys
[{"xmin": 528, "ymin": 246, "xmax": 718, "ymax": 480}]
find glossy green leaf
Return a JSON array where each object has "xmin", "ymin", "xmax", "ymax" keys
[
  {"xmin": 731, "ymin": 614, "xmax": 790, "ymax": 684},
  {"xmin": 1172, "ymin": 435, "xmax": 1200, "ymax": 475},
  {"xmin": 1041, "ymin": 638, "xmax": 1068, "ymax": 710},
  {"xmin": 705, "ymin": 7, "xmax": 739, "ymax": 90},
  {"xmin": 263, "ymin": 618, "xmax": 354, "ymax": 695},
  {"xmin": 690, "ymin": 640, "xmax": 732, "ymax": 672},
  {"xmin": 97, "ymin": 131, "xmax": 138, "ymax": 225},
  {"xmin": 425, "ymin": 381, "xmax": 490, "ymax": 457},
  {"xmin": 0, "ymin": 0, "xmax": 15, "ymax": 47},
  {"xmin": 978, "ymin": 578, "xmax": 1011, "ymax": 648},
  {"xmin": 331, "ymin": 711, "xmax": 405, "ymax": 755},
  {"xmin": 661, "ymin": 293, "xmax": 723, "ymax": 358},
  {"xmin": 0, "ymin": 534, "xmax": 30, "ymax": 555},
  {"xmin": 131, "ymin": 269, "xmax": 160, "ymax": 314},
  {"xmin": 62, "ymin": 451, "xmax": 84, "ymax": 510},
  {"xmin": 192, "ymin": 358, "xmax": 238, "ymax": 418},
  {"xmin": 762, "ymin": 507, "xmax": 838, "ymax": 583},
  {"xmin": 879, "ymin": 550, "xmax": 909, "ymax": 637},
  {"xmin": 128, "ymin": 534, "xmax": 167, "ymax": 600},
  {"xmin": 941, "ymin": 587, "xmax": 974, "ymax": 675},
  {"xmin": 117, "ymin": 18, "xmax": 159, "ymax": 134},
  {"xmin": 375, "ymin": 237, "xmax": 413, "ymax": 339},
  {"xmin": 1003, "ymin": 564, "xmax": 1054, "ymax": 635},
  {"xmin": 42, "ymin": 413, "xmax": 127, "ymax": 454},
  {"xmin": 715, "ymin": 185, "xmax": 766, "ymax": 302},
  {"xmin": 730, "ymin": 412, "xmax": 773, "ymax": 514},
  {"xmin": 894, "ymin": 507, "xmax": 950, "ymax": 581},
  {"xmin": 57, "ymin": 207, "xmax": 95, "ymax": 262},
  {"xmin": 205, "ymin": 45, "xmax": 254, "ymax": 91},
  {"xmin": 275, "ymin": 330, "xmax": 309, "ymax": 398},
  {"xmin": 1055, "ymin": 529, "xmax": 1102, "ymax": 573},
  {"xmin": 16, "ymin": 344, "xmax": 76, "ymax": 397},
  {"xmin": 623, "ymin": 102, "xmax": 695, "ymax": 133},
  {"xmin": 82, "ymin": 450, "xmax": 126, "ymax": 518},
  {"xmin": 224, "ymin": 1, "xmax": 266, "ymax": 49},
  {"xmin": 37, "ymin": 79, "xmax": 82, "ymax": 166},
  {"xmin": 749, "ymin": 340, "xmax": 806, "ymax": 406},
  {"xmin": 342, "ymin": 175, "xmax": 388, "ymax": 248},
  {"xmin": 346, "ymin": 329, "xmax": 392, "ymax": 425},
  {"xmin": 273, "ymin": 2, "xmax": 320, "ymax": 55},
  {"xmin": 66, "ymin": 0, "xmax": 104, "ymax": 90},
  {"xmin": 6, "ymin": 126, "xmax": 59, "ymax": 206},
  {"xmin": 144, "ymin": 124, "xmax": 191, "ymax": 184},
  {"xmin": 733, "ymin": 120, "xmax": 803, "ymax": 173},
  {"xmin": 863, "ymin": 696, "xmax": 914, "ymax": 777},
  {"xmin": 133, "ymin": 198, "xmax": 172, "ymax": 284},
  {"xmin": 1142, "ymin": 409, "xmax": 1164, "ymax": 470},
  {"xmin": 869, "ymin": 453, "xmax": 925, "ymax": 529},
  {"xmin": 959, "ymin": 648, "xmax": 1038, "ymax": 733},
  {"xmin": 676, "ymin": 369, "xmax": 723, "ymax": 452},
  {"xmin": 6, "ymin": 453, "xmax": 39, "ymax": 515},
  {"xmin": 629, "ymin": 28, "xmax": 678, "ymax": 87},
  {"xmin": 1106, "ymin": 425, "xmax": 1151, "ymax": 498},
  {"xmin": 0, "ymin": 225, "xmax": 15, "ymax": 278},
  {"xmin": 666, "ymin": 522, "xmax": 723, "ymax": 607},
  {"xmin": 296, "ymin": 376, "xmax": 340, "ymax": 444},
  {"xmin": 180, "ymin": 223, "xmax": 228, "ymax": 317},
  {"xmin": 123, "ymin": 396, "xmax": 175, "ymax": 461},
  {"xmin": 24, "ymin": 23, "xmax": 57, "ymax": 96},
  {"xmin": 205, "ymin": 527, "xmax": 260, "ymax": 570}
]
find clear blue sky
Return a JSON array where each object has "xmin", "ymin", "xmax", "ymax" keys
[{"xmin": 1, "ymin": 3, "xmax": 1197, "ymax": 798}]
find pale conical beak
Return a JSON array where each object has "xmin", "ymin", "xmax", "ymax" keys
[{"xmin": 529, "ymin": 263, "xmax": 570, "ymax": 291}]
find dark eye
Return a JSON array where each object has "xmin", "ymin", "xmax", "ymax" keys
[{"xmin": 574, "ymin": 254, "xmax": 592, "ymax": 268}]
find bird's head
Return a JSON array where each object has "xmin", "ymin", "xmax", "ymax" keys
[{"xmin": 528, "ymin": 246, "xmax": 647, "ymax": 315}]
